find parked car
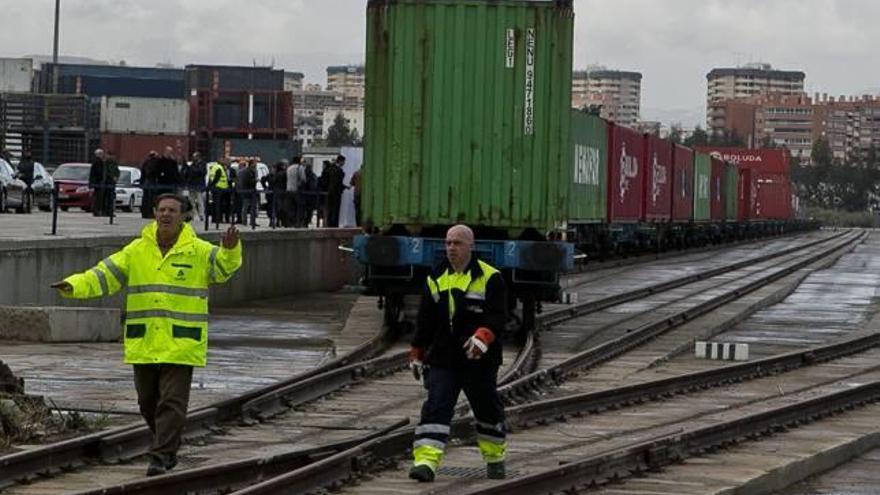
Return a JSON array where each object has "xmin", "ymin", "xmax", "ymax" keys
[
  {"xmin": 114, "ymin": 166, "xmax": 143, "ymax": 212},
  {"xmin": 0, "ymin": 159, "xmax": 29, "ymax": 213},
  {"xmin": 30, "ymin": 162, "xmax": 55, "ymax": 212},
  {"xmin": 53, "ymin": 163, "xmax": 93, "ymax": 211}
]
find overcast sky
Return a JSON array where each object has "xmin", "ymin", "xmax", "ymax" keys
[{"xmin": 3, "ymin": 0, "xmax": 878, "ymax": 127}]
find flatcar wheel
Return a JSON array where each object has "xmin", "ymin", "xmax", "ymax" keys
[
  {"xmin": 384, "ymin": 294, "xmax": 404, "ymax": 330},
  {"xmin": 520, "ymin": 298, "xmax": 537, "ymax": 335}
]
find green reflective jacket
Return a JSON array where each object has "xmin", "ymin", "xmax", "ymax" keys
[{"xmin": 62, "ymin": 222, "xmax": 242, "ymax": 367}]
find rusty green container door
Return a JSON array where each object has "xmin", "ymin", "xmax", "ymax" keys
[
  {"xmin": 724, "ymin": 162, "xmax": 738, "ymax": 221},
  {"xmin": 364, "ymin": 0, "xmax": 574, "ymax": 234},
  {"xmin": 693, "ymin": 152, "xmax": 711, "ymax": 222},
  {"xmin": 568, "ymin": 110, "xmax": 606, "ymax": 223}
]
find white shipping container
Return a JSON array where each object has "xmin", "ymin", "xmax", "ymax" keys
[
  {"xmin": 99, "ymin": 96, "xmax": 189, "ymax": 135},
  {"xmin": 0, "ymin": 58, "xmax": 34, "ymax": 92}
]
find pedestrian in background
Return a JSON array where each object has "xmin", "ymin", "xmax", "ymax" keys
[
  {"xmin": 237, "ymin": 159, "xmax": 259, "ymax": 228},
  {"xmin": 285, "ymin": 156, "xmax": 305, "ymax": 227},
  {"xmin": 89, "ymin": 148, "xmax": 108, "ymax": 217},
  {"xmin": 155, "ymin": 146, "xmax": 182, "ymax": 197},
  {"xmin": 17, "ymin": 149, "xmax": 35, "ymax": 193},
  {"xmin": 323, "ymin": 155, "xmax": 347, "ymax": 228},
  {"xmin": 140, "ymin": 151, "xmax": 159, "ymax": 219},
  {"xmin": 408, "ymin": 224, "xmax": 508, "ymax": 483},
  {"xmin": 207, "ymin": 159, "xmax": 231, "ymax": 224},
  {"xmin": 103, "ymin": 152, "xmax": 120, "ymax": 215},
  {"xmin": 51, "ymin": 193, "xmax": 242, "ymax": 477},
  {"xmin": 185, "ymin": 152, "xmax": 207, "ymax": 222},
  {"xmin": 263, "ymin": 160, "xmax": 288, "ymax": 227},
  {"xmin": 349, "ymin": 161, "xmax": 363, "ymax": 227}
]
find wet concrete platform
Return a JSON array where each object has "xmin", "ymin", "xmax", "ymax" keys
[{"xmin": 0, "ymin": 292, "xmax": 360, "ymax": 415}]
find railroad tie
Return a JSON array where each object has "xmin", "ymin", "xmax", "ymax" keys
[{"xmin": 694, "ymin": 341, "xmax": 749, "ymax": 361}]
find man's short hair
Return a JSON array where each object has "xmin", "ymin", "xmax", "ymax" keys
[
  {"xmin": 336, "ymin": 154, "xmax": 346, "ymax": 162},
  {"xmin": 292, "ymin": 156, "xmax": 302, "ymax": 164},
  {"xmin": 153, "ymin": 192, "xmax": 189, "ymax": 211}
]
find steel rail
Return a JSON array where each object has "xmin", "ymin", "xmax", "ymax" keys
[
  {"xmin": 464, "ymin": 380, "xmax": 880, "ymax": 494},
  {"xmin": 223, "ymin": 318, "xmax": 880, "ymax": 495},
  {"xmin": 0, "ymin": 314, "xmax": 399, "ymax": 487},
  {"xmin": 499, "ymin": 230, "xmax": 864, "ymax": 403}
]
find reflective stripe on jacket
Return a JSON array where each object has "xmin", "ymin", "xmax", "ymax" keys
[
  {"xmin": 208, "ymin": 162, "xmax": 229, "ymax": 190},
  {"xmin": 413, "ymin": 257, "xmax": 507, "ymax": 370},
  {"xmin": 62, "ymin": 222, "xmax": 242, "ymax": 367}
]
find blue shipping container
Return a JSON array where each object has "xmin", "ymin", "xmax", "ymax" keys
[
  {"xmin": 74, "ymin": 76, "xmax": 185, "ymax": 99},
  {"xmin": 48, "ymin": 63, "xmax": 184, "ymax": 81}
]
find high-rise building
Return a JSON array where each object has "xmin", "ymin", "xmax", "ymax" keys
[
  {"xmin": 326, "ymin": 65, "xmax": 365, "ymax": 100},
  {"xmin": 571, "ymin": 66, "xmax": 642, "ymax": 126},
  {"xmin": 283, "ymin": 71, "xmax": 304, "ymax": 92},
  {"xmin": 708, "ymin": 92, "xmax": 880, "ymax": 163},
  {"xmin": 706, "ymin": 63, "xmax": 805, "ymax": 128}
]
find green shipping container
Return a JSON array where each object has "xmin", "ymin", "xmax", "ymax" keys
[
  {"xmin": 693, "ymin": 152, "xmax": 711, "ymax": 222},
  {"xmin": 568, "ymin": 110, "xmax": 606, "ymax": 223},
  {"xmin": 364, "ymin": 0, "xmax": 574, "ymax": 234},
  {"xmin": 724, "ymin": 162, "xmax": 738, "ymax": 221}
]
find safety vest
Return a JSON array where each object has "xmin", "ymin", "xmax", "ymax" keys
[
  {"xmin": 426, "ymin": 259, "xmax": 499, "ymax": 320},
  {"xmin": 208, "ymin": 162, "xmax": 229, "ymax": 190},
  {"xmin": 62, "ymin": 222, "xmax": 242, "ymax": 367}
]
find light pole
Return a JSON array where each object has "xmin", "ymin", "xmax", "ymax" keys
[{"xmin": 52, "ymin": 0, "xmax": 60, "ymax": 93}]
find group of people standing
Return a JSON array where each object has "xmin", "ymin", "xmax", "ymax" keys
[{"xmin": 88, "ymin": 149, "xmax": 120, "ymax": 216}]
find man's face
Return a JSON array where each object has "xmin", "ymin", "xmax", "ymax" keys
[
  {"xmin": 445, "ymin": 229, "xmax": 472, "ymax": 267},
  {"xmin": 164, "ymin": 147, "xmax": 174, "ymax": 158},
  {"xmin": 154, "ymin": 198, "xmax": 184, "ymax": 236}
]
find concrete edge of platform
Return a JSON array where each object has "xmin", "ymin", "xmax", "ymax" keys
[
  {"xmin": 715, "ymin": 431, "xmax": 880, "ymax": 495},
  {"xmin": 0, "ymin": 227, "xmax": 361, "ymax": 252},
  {"xmin": 0, "ymin": 305, "xmax": 121, "ymax": 342}
]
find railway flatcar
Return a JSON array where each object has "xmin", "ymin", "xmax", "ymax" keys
[{"xmin": 354, "ymin": 0, "xmax": 576, "ymax": 328}]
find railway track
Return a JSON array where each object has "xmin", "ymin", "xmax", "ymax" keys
[{"xmin": 28, "ymin": 230, "xmax": 858, "ymax": 494}]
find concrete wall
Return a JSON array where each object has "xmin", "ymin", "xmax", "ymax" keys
[{"xmin": 0, "ymin": 228, "xmax": 360, "ymax": 309}]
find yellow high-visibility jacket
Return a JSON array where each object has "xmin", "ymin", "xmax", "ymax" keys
[
  {"xmin": 62, "ymin": 222, "xmax": 242, "ymax": 367},
  {"xmin": 208, "ymin": 162, "xmax": 229, "ymax": 190}
]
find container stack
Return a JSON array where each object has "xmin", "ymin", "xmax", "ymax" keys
[
  {"xmin": 185, "ymin": 65, "xmax": 294, "ymax": 161},
  {"xmin": 0, "ymin": 93, "xmax": 95, "ymax": 165},
  {"xmin": 38, "ymin": 63, "xmax": 190, "ymax": 166}
]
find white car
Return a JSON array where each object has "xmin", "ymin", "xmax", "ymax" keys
[{"xmin": 114, "ymin": 166, "xmax": 143, "ymax": 212}]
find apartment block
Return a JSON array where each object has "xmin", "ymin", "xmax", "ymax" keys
[
  {"xmin": 326, "ymin": 65, "xmax": 365, "ymax": 100},
  {"xmin": 572, "ymin": 66, "xmax": 642, "ymax": 126}
]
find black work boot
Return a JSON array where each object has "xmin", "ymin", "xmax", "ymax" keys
[
  {"xmin": 487, "ymin": 461, "xmax": 506, "ymax": 479},
  {"xmin": 409, "ymin": 464, "xmax": 435, "ymax": 482},
  {"xmin": 145, "ymin": 459, "xmax": 166, "ymax": 477}
]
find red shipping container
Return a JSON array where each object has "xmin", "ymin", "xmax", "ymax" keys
[
  {"xmin": 710, "ymin": 156, "xmax": 725, "ymax": 221},
  {"xmin": 753, "ymin": 173, "xmax": 793, "ymax": 220},
  {"xmin": 671, "ymin": 144, "xmax": 694, "ymax": 222},
  {"xmin": 607, "ymin": 123, "xmax": 645, "ymax": 223},
  {"xmin": 100, "ymin": 133, "xmax": 190, "ymax": 167},
  {"xmin": 642, "ymin": 135, "xmax": 673, "ymax": 222},
  {"xmin": 738, "ymin": 168, "xmax": 753, "ymax": 221},
  {"xmin": 694, "ymin": 146, "xmax": 791, "ymax": 175}
]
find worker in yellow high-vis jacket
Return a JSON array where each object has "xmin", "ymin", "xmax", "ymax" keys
[
  {"xmin": 51, "ymin": 193, "xmax": 242, "ymax": 477},
  {"xmin": 408, "ymin": 224, "xmax": 509, "ymax": 483}
]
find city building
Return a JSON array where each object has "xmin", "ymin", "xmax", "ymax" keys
[
  {"xmin": 326, "ymin": 65, "xmax": 365, "ymax": 100},
  {"xmin": 283, "ymin": 71, "xmax": 304, "ymax": 92},
  {"xmin": 706, "ymin": 63, "xmax": 805, "ymax": 128},
  {"xmin": 708, "ymin": 92, "xmax": 880, "ymax": 163},
  {"xmin": 295, "ymin": 116, "xmax": 324, "ymax": 148},
  {"xmin": 571, "ymin": 66, "xmax": 642, "ymax": 126}
]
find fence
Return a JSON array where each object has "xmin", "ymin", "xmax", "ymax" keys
[{"xmin": 45, "ymin": 183, "xmax": 343, "ymax": 235}]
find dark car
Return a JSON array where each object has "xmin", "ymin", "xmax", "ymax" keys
[
  {"xmin": 0, "ymin": 159, "xmax": 29, "ymax": 213},
  {"xmin": 52, "ymin": 163, "xmax": 94, "ymax": 211}
]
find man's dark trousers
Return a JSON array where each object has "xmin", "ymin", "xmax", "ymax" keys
[{"xmin": 133, "ymin": 364, "xmax": 194, "ymax": 465}]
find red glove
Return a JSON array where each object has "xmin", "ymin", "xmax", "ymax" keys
[{"xmin": 463, "ymin": 327, "xmax": 495, "ymax": 360}]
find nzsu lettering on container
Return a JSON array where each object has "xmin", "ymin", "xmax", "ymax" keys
[
  {"xmin": 574, "ymin": 144, "xmax": 600, "ymax": 185},
  {"xmin": 523, "ymin": 28, "xmax": 536, "ymax": 135}
]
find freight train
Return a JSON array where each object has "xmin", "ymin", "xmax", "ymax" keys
[{"xmin": 353, "ymin": 0, "xmax": 811, "ymax": 330}]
